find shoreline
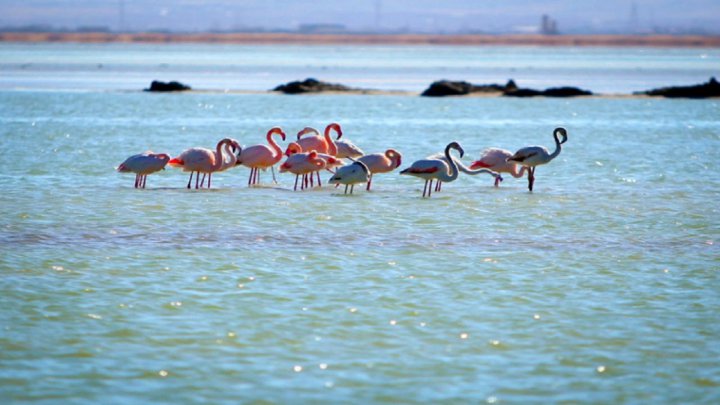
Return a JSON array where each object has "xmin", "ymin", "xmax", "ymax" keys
[{"xmin": 2, "ymin": 32, "xmax": 720, "ymax": 47}]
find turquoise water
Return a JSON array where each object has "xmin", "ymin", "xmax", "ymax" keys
[{"xmin": 1, "ymin": 44, "xmax": 720, "ymax": 403}]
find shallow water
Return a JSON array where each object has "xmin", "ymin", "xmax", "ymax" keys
[{"xmin": 1, "ymin": 44, "xmax": 720, "ymax": 404}]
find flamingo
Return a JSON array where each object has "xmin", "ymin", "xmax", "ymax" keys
[
  {"xmin": 429, "ymin": 153, "xmax": 502, "ymax": 192},
  {"xmin": 284, "ymin": 142, "xmax": 344, "ymax": 187},
  {"xmin": 168, "ymin": 138, "xmax": 239, "ymax": 189},
  {"xmin": 296, "ymin": 123, "xmax": 339, "ymax": 156},
  {"xmin": 236, "ymin": 127, "xmax": 286, "ymax": 186},
  {"xmin": 357, "ymin": 149, "xmax": 402, "ymax": 190},
  {"xmin": 507, "ymin": 127, "xmax": 568, "ymax": 191},
  {"xmin": 279, "ymin": 151, "xmax": 326, "ymax": 191},
  {"xmin": 329, "ymin": 160, "xmax": 370, "ymax": 194},
  {"xmin": 400, "ymin": 141, "xmax": 464, "ymax": 198},
  {"xmin": 470, "ymin": 148, "xmax": 527, "ymax": 187},
  {"xmin": 117, "ymin": 152, "xmax": 170, "ymax": 188}
]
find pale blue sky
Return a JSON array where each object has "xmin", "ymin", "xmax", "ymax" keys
[{"xmin": 1, "ymin": 0, "xmax": 719, "ymax": 34}]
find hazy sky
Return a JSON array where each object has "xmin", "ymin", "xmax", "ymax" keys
[{"xmin": 2, "ymin": 0, "xmax": 719, "ymax": 34}]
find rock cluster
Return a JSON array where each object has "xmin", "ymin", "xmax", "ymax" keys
[
  {"xmin": 144, "ymin": 80, "xmax": 191, "ymax": 92},
  {"xmin": 636, "ymin": 77, "xmax": 720, "ymax": 98},
  {"xmin": 273, "ymin": 78, "xmax": 354, "ymax": 94}
]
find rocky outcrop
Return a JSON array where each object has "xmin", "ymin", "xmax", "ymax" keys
[
  {"xmin": 144, "ymin": 80, "xmax": 191, "ymax": 92},
  {"xmin": 273, "ymin": 78, "xmax": 354, "ymax": 94},
  {"xmin": 504, "ymin": 85, "xmax": 593, "ymax": 97},
  {"xmin": 421, "ymin": 79, "xmax": 516, "ymax": 96},
  {"xmin": 637, "ymin": 77, "xmax": 720, "ymax": 98}
]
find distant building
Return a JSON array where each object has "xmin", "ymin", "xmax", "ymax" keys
[
  {"xmin": 298, "ymin": 24, "xmax": 347, "ymax": 34},
  {"xmin": 540, "ymin": 15, "xmax": 558, "ymax": 35}
]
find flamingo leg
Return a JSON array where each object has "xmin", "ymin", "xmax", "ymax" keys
[
  {"xmin": 428, "ymin": 180, "xmax": 433, "ymax": 197},
  {"xmin": 294, "ymin": 174, "xmax": 299, "ymax": 191},
  {"xmin": 317, "ymin": 171, "xmax": 322, "ymax": 187},
  {"xmin": 344, "ymin": 184, "xmax": 349, "ymax": 194},
  {"xmin": 248, "ymin": 168, "xmax": 254, "ymax": 186},
  {"xmin": 134, "ymin": 174, "xmax": 139, "ymax": 188},
  {"xmin": 366, "ymin": 174, "xmax": 373, "ymax": 191},
  {"xmin": 142, "ymin": 175, "xmax": 147, "ymax": 189},
  {"xmin": 200, "ymin": 173, "xmax": 207, "ymax": 188},
  {"xmin": 422, "ymin": 180, "xmax": 428, "ymax": 197},
  {"xmin": 271, "ymin": 166, "xmax": 277, "ymax": 184},
  {"xmin": 350, "ymin": 184, "xmax": 354, "ymax": 194},
  {"xmin": 310, "ymin": 173, "xmax": 315, "ymax": 188},
  {"xmin": 187, "ymin": 172, "xmax": 194, "ymax": 189},
  {"xmin": 435, "ymin": 181, "xmax": 442, "ymax": 192},
  {"xmin": 207, "ymin": 173, "xmax": 212, "ymax": 189},
  {"xmin": 494, "ymin": 176, "xmax": 500, "ymax": 187},
  {"xmin": 528, "ymin": 167, "xmax": 535, "ymax": 191},
  {"xmin": 303, "ymin": 174, "xmax": 309, "ymax": 190}
]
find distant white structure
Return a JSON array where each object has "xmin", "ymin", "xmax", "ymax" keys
[{"xmin": 541, "ymin": 14, "xmax": 558, "ymax": 35}]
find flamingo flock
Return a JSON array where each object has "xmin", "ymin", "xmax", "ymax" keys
[{"xmin": 117, "ymin": 124, "xmax": 567, "ymax": 196}]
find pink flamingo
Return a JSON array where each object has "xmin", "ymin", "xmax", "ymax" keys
[
  {"xmin": 470, "ymin": 148, "xmax": 527, "ymax": 187},
  {"xmin": 400, "ymin": 141, "xmax": 464, "ymax": 198},
  {"xmin": 296, "ymin": 123, "xmax": 339, "ymax": 156},
  {"xmin": 279, "ymin": 151, "xmax": 326, "ymax": 191},
  {"xmin": 237, "ymin": 127, "xmax": 286, "ymax": 186},
  {"xmin": 507, "ymin": 127, "xmax": 568, "ymax": 191},
  {"xmin": 284, "ymin": 142, "xmax": 344, "ymax": 187},
  {"xmin": 357, "ymin": 149, "xmax": 402, "ymax": 190},
  {"xmin": 168, "ymin": 138, "xmax": 239, "ymax": 189},
  {"xmin": 117, "ymin": 152, "xmax": 170, "ymax": 188}
]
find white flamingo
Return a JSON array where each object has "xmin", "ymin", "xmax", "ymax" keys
[
  {"xmin": 328, "ymin": 160, "xmax": 371, "ymax": 194},
  {"xmin": 400, "ymin": 141, "xmax": 465, "ymax": 198},
  {"xmin": 507, "ymin": 127, "xmax": 568, "ymax": 191},
  {"xmin": 117, "ymin": 152, "xmax": 170, "ymax": 188},
  {"xmin": 428, "ymin": 152, "xmax": 502, "ymax": 192}
]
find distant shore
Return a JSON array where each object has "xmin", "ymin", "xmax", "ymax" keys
[{"xmin": 2, "ymin": 32, "xmax": 720, "ymax": 47}]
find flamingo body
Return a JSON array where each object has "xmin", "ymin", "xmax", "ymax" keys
[
  {"xmin": 328, "ymin": 161, "xmax": 370, "ymax": 194},
  {"xmin": 507, "ymin": 127, "xmax": 568, "ymax": 191},
  {"xmin": 237, "ymin": 127, "xmax": 286, "ymax": 186},
  {"xmin": 168, "ymin": 138, "xmax": 239, "ymax": 189},
  {"xmin": 400, "ymin": 141, "xmax": 464, "ymax": 198},
  {"xmin": 470, "ymin": 148, "xmax": 526, "ymax": 187},
  {"xmin": 117, "ymin": 152, "xmax": 170, "ymax": 188},
  {"xmin": 357, "ymin": 149, "xmax": 402, "ymax": 190},
  {"xmin": 279, "ymin": 151, "xmax": 326, "ymax": 190}
]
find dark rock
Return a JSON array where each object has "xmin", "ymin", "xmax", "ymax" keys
[
  {"xmin": 273, "ymin": 78, "xmax": 353, "ymax": 94},
  {"xmin": 421, "ymin": 80, "xmax": 474, "ymax": 96},
  {"xmin": 504, "ymin": 85, "xmax": 592, "ymax": 97},
  {"xmin": 421, "ymin": 79, "xmax": 516, "ymax": 97},
  {"xmin": 638, "ymin": 77, "xmax": 720, "ymax": 98},
  {"xmin": 144, "ymin": 80, "xmax": 191, "ymax": 92}
]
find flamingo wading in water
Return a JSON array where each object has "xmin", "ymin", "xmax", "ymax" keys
[
  {"xmin": 357, "ymin": 149, "xmax": 402, "ymax": 190},
  {"xmin": 507, "ymin": 127, "xmax": 568, "ymax": 191},
  {"xmin": 117, "ymin": 152, "xmax": 170, "ymax": 188},
  {"xmin": 428, "ymin": 152, "xmax": 502, "ymax": 192},
  {"xmin": 279, "ymin": 151, "xmax": 327, "ymax": 191},
  {"xmin": 237, "ymin": 127, "xmax": 286, "ymax": 186},
  {"xmin": 168, "ymin": 138, "xmax": 239, "ymax": 189},
  {"xmin": 329, "ymin": 160, "xmax": 370, "ymax": 194},
  {"xmin": 400, "ymin": 141, "xmax": 465, "ymax": 198},
  {"xmin": 296, "ymin": 124, "xmax": 339, "ymax": 156},
  {"xmin": 470, "ymin": 148, "xmax": 527, "ymax": 187}
]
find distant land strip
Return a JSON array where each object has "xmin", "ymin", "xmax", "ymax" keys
[{"xmin": 2, "ymin": 32, "xmax": 720, "ymax": 47}]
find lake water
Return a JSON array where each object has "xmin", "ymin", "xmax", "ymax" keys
[{"xmin": 1, "ymin": 43, "xmax": 719, "ymax": 404}]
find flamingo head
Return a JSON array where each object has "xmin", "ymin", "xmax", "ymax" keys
[
  {"xmin": 269, "ymin": 127, "xmax": 286, "ymax": 141},
  {"xmin": 156, "ymin": 153, "xmax": 171, "ymax": 162},
  {"xmin": 554, "ymin": 127, "xmax": 568, "ymax": 144},
  {"xmin": 447, "ymin": 141, "xmax": 464, "ymax": 158},
  {"xmin": 279, "ymin": 161, "xmax": 291, "ymax": 172},
  {"xmin": 297, "ymin": 127, "xmax": 320, "ymax": 140},
  {"xmin": 284, "ymin": 142, "xmax": 302, "ymax": 156},
  {"xmin": 326, "ymin": 122, "xmax": 343, "ymax": 139}
]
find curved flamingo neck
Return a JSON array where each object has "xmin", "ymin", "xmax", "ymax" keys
[
  {"xmin": 297, "ymin": 127, "xmax": 319, "ymax": 140},
  {"xmin": 266, "ymin": 128, "xmax": 284, "ymax": 160},
  {"xmin": 440, "ymin": 144, "xmax": 460, "ymax": 182},
  {"xmin": 323, "ymin": 129, "xmax": 338, "ymax": 156},
  {"xmin": 325, "ymin": 123, "xmax": 342, "ymax": 140},
  {"xmin": 219, "ymin": 140, "xmax": 237, "ymax": 170},
  {"xmin": 549, "ymin": 132, "xmax": 564, "ymax": 161},
  {"xmin": 386, "ymin": 149, "xmax": 401, "ymax": 168},
  {"xmin": 511, "ymin": 165, "xmax": 528, "ymax": 178},
  {"xmin": 212, "ymin": 139, "xmax": 230, "ymax": 171}
]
